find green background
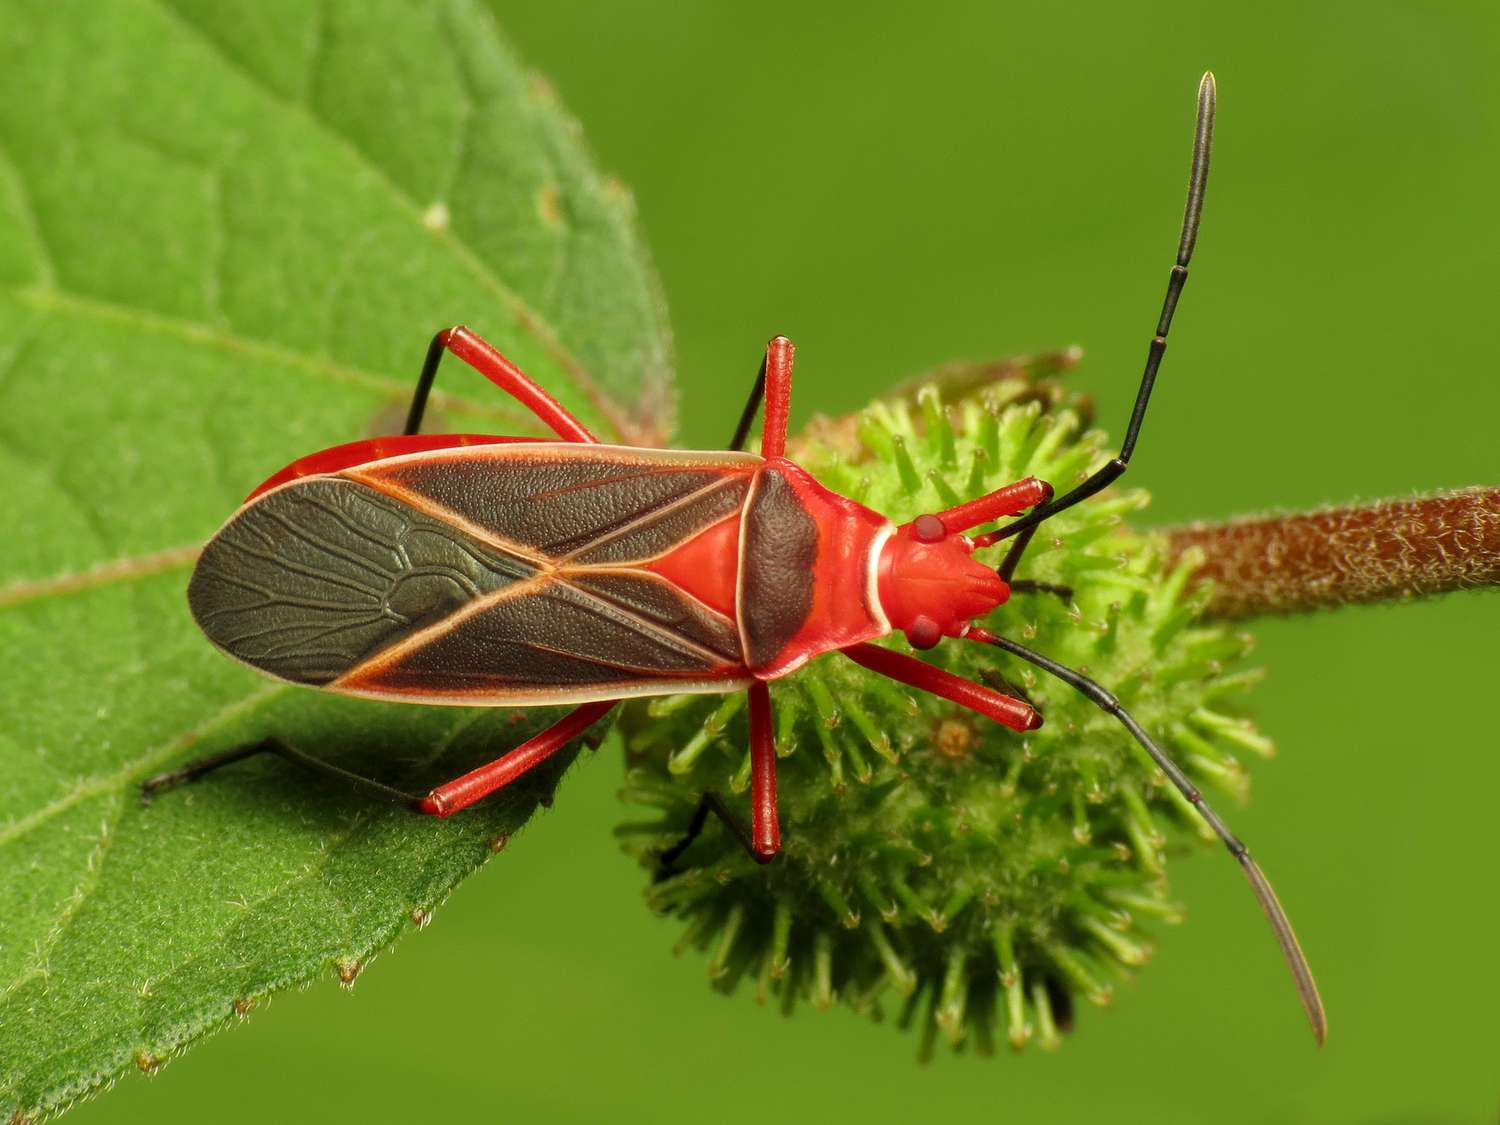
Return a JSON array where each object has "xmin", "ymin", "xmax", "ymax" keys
[{"xmin": 71, "ymin": 2, "xmax": 1499, "ymax": 1123}]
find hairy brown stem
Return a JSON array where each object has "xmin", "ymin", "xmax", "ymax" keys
[{"xmin": 1165, "ymin": 487, "xmax": 1500, "ymax": 620}]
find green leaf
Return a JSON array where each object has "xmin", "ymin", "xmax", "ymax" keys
[{"xmin": 0, "ymin": 1, "xmax": 672, "ymax": 1118}]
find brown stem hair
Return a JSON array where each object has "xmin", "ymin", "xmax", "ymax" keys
[{"xmin": 1166, "ymin": 487, "xmax": 1500, "ymax": 620}]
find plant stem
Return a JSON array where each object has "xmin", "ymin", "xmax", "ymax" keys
[{"xmin": 1166, "ymin": 487, "xmax": 1500, "ymax": 620}]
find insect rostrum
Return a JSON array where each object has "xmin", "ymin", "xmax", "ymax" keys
[{"xmin": 618, "ymin": 380, "xmax": 1272, "ymax": 1054}]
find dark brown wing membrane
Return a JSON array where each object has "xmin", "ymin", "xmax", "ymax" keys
[
  {"xmin": 348, "ymin": 444, "xmax": 754, "ymax": 565},
  {"xmin": 568, "ymin": 571, "xmax": 743, "ymax": 663},
  {"xmin": 190, "ymin": 445, "xmax": 759, "ymax": 701},
  {"xmin": 189, "ymin": 477, "xmax": 536, "ymax": 684},
  {"xmin": 334, "ymin": 572, "xmax": 745, "ymax": 700}
]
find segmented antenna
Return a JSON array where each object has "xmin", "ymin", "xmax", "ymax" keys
[
  {"xmin": 968, "ymin": 625, "xmax": 1327, "ymax": 1045},
  {"xmin": 992, "ymin": 71, "xmax": 1217, "ymax": 544}
]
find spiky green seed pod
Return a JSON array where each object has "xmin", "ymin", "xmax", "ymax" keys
[{"xmin": 615, "ymin": 371, "xmax": 1272, "ymax": 1056}]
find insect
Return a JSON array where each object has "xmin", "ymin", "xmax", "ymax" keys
[{"xmin": 150, "ymin": 72, "xmax": 1324, "ymax": 1043}]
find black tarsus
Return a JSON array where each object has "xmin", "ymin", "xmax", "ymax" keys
[
  {"xmin": 140, "ymin": 737, "xmax": 427, "ymax": 810},
  {"xmin": 991, "ymin": 72, "xmax": 1217, "ymax": 545},
  {"xmin": 656, "ymin": 790, "xmax": 757, "ymax": 877},
  {"xmin": 728, "ymin": 353, "xmax": 770, "ymax": 452},
  {"xmin": 996, "ymin": 522, "xmax": 1043, "ymax": 584},
  {"xmin": 989, "ymin": 481, "xmax": 1055, "ymax": 585},
  {"xmin": 972, "ymin": 627, "xmax": 1327, "ymax": 1045},
  {"xmin": 147, "ymin": 334, "xmax": 450, "ymax": 811},
  {"xmin": 402, "ymin": 330, "xmax": 451, "ymax": 436},
  {"xmin": 1007, "ymin": 578, "xmax": 1074, "ymax": 601}
]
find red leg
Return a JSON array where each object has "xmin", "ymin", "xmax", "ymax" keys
[
  {"xmin": 725, "ymin": 336, "xmax": 796, "ymax": 455},
  {"xmin": 747, "ymin": 681, "xmax": 780, "ymax": 862},
  {"xmin": 934, "ymin": 477, "xmax": 1052, "ymax": 540},
  {"xmin": 406, "ymin": 326, "xmax": 598, "ymax": 444},
  {"xmin": 759, "ymin": 336, "xmax": 795, "ymax": 460},
  {"xmin": 418, "ymin": 701, "xmax": 616, "ymax": 816},
  {"xmin": 841, "ymin": 642, "xmax": 1040, "ymax": 731}
]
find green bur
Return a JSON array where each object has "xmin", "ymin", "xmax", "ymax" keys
[{"xmin": 615, "ymin": 374, "xmax": 1272, "ymax": 1055}]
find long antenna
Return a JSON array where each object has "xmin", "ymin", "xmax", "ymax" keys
[
  {"xmin": 992, "ymin": 71, "xmax": 1217, "ymax": 544},
  {"xmin": 967, "ymin": 626, "xmax": 1327, "ymax": 1044}
]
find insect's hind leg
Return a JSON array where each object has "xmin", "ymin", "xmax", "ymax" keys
[
  {"xmin": 141, "ymin": 738, "xmax": 426, "ymax": 809},
  {"xmin": 144, "ymin": 704, "xmax": 613, "ymax": 817},
  {"xmin": 404, "ymin": 326, "xmax": 598, "ymax": 443},
  {"xmin": 418, "ymin": 701, "xmax": 616, "ymax": 816}
]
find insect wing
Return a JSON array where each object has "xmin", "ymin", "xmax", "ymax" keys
[{"xmin": 189, "ymin": 444, "xmax": 761, "ymax": 704}]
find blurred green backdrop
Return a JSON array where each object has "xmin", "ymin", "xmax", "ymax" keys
[{"xmin": 76, "ymin": 2, "xmax": 1499, "ymax": 1123}]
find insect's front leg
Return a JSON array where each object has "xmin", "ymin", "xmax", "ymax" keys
[
  {"xmin": 1008, "ymin": 579, "xmax": 1075, "ymax": 602},
  {"xmin": 840, "ymin": 642, "xmax": 1040, "ymax": 731},
  {"xmin": 994, "ymin": 519, "xmax": 1042, "ymax": 583}
]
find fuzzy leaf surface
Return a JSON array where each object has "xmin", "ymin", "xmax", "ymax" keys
[{"xmin": 0, "ymin": 1, "xmax": 671, "ymax": 1117}]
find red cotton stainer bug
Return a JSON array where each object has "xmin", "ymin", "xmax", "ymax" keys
[{"xmin": 148, "ymin": 73, "xmax": 1325, "ymax": 1044}]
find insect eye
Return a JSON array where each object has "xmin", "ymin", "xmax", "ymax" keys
[
  {"xmin": 906, "ymin": 616, "xmax": 942, "ymax": 650},
  {"xmin": 912, "ymin": 514, "xmax": 946, "ymax": 543}
]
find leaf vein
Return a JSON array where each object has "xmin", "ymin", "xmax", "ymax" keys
[
  {"xmin": 4, "ymin": 284, "xmax": 528, "ymax": 428},
  {"xmin": 1, "ymin": 791, "xmax": 125, "ymax": 1001},
  {"xmin": 0, "ymin": 683, "xmax": 285, "ymax": 850},
  {"xmin": 138, "ymin": 710, "xmax": 486, "ymax": 999},
  {"xmin": 0, "ymin": 139, "xmax": 60, "ymax": 288},
  {"xmin": 146, "ymin": 0, "xmax": 630, "ymax": 438}
]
